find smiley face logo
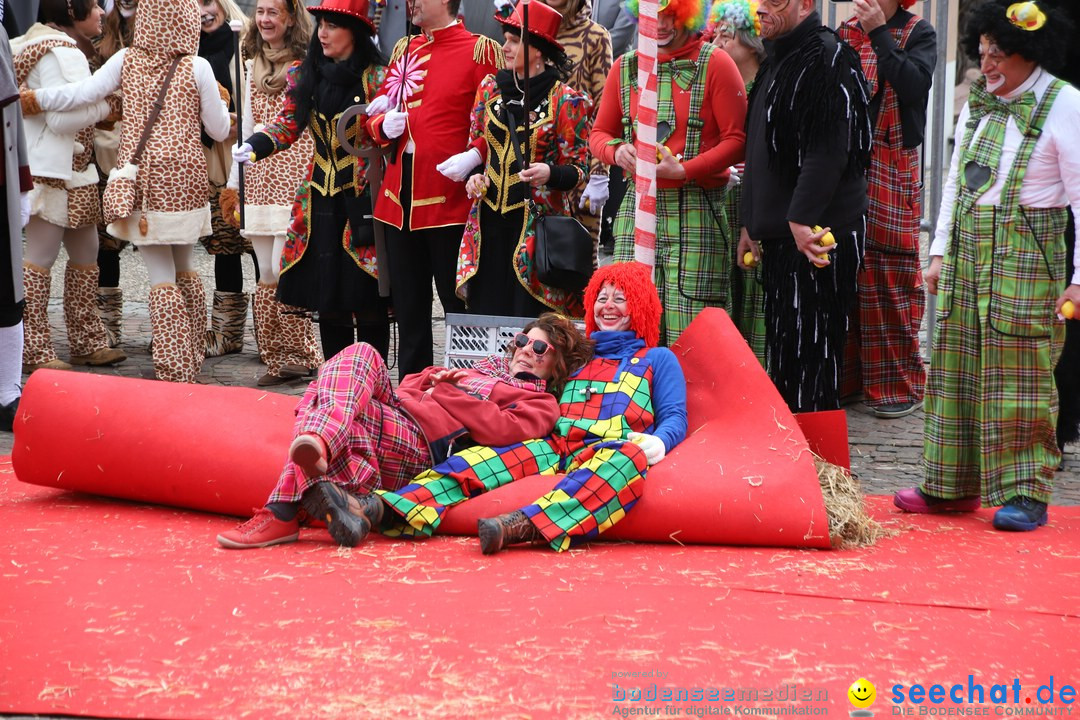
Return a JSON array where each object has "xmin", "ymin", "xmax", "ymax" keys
[{"xmin": 848, "ymin": 678, "xmax": 876, "ymax": 709}]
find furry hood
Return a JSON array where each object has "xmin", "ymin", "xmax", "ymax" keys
[{"xmin": 132, "ymin": 0, "xmax": 200, "ymax": 57}]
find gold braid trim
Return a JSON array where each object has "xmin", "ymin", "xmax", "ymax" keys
[
  {"xmin": 473, "ymin": 35, "xmax": 505, "ymax": 69},
  {"xmin": 389, "ymin": 35, "xmax": 411, "ymax": 66}
]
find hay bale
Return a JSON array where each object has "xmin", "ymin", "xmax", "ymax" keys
[{"xmin": 815, "ymin": 455, "xmax": 894, "ymax": 549}]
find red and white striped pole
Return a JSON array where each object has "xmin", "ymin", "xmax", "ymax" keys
[{"xmin": 632, "ymin": 0, "xmax": 659, "ymax": 270}]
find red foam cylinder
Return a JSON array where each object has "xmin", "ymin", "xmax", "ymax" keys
[
  {"xmin": 12, "ymin": 310, "xmax": 837, "ymax": 548},
  {"xmin": 12, "ymin": 371, "xmax": 295, "ymax": 516}
]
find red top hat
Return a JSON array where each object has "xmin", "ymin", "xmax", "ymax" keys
[
  {"xmin": 309, "ymin": 0, "xmax": 376, "ymax": 35},
  {"xmin": 496, "ymin": 1, "xmax": 564, "ymax": 51}
]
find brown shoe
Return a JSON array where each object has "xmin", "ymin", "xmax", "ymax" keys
[
  {"xmin": 24, "ymin": 358, "xmax": 73, "ymax": 372},
  {"xmin": 478, "ymin": 510, "xmax": 541, "ymax": 555},
  {"xmin": 256, "ymin": 372, "xmax": 292, "ymax": 387},
  {"xmin": 279, "ymin": 363, "xmax": 311, "ymax": 378},
  {"xmin": 301, "ymin": 482, "xmax": 371, "ymax": 547},
  {"xmin": 70, "ymin": 347, "xmax": 127, "ymax": 366}
]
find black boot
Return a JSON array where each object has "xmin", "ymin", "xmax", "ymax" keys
[
  {"xmin": 0, "ymin": 396, "xmax": 19, "ymax": 432},
  {"xmin": 477, "ymin": 510, "xmax": 541, "ymax": 555}
]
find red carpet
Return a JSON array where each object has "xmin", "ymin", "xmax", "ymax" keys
[{"xmin": 2, "ymin": 459, "xmax": 1078, "ymax": 718}]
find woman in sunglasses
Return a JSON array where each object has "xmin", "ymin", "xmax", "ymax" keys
[
  {"xmin": 217, "ymin": 311, "xmax": 593, "ymax": 549},
  {"xmin": 366, "ymin": 261, "xmax": 688, "ymax": 554}
]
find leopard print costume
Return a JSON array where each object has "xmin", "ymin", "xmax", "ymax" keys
[
  {"xmin": 241, "ymin": 58, "xmax": 315, "ymax": 238},
  {"xmin": 149, "ymin": 283, "xmax": 197, "ymax": 383},
  {"xmin": 105, "ymin": 0, "xmax": 212, "ymax": 246},
  {"xmin": 13, "ymin": 30, "xmax": 102, "ymax": 229}
]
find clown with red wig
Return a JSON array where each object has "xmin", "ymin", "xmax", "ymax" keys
[
  {"xmin": 374, "ymin": 261, "xmax": 688, "ymax": 554},
  {"xmin": 589, "ymin": 0, "xmax": 746, "ymax": 346},
  {"xmin": 836, "ymin": 0, "xmax": 937, "ymax": 420}
]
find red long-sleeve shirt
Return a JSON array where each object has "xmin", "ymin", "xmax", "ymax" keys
[{"xmin": 588, "ymin": 38, "xmax": 747, "ymax": 190}]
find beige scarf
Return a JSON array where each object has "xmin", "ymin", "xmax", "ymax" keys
[{"xmin": 253, "ymin": 46, "xmax": 294, "ymax": 95}]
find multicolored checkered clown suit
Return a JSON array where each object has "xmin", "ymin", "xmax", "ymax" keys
[{"xmin": 377, "ymin": 330, "xmax": 689, "ymax": 551}]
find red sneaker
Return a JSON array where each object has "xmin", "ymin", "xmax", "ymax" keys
[
  {"xmin": 289, "ymin": 433, "xmax": 328, "ymax": 478},
  {"xmin": 217, "ymin": 508, "xmax": 300, "ymax": 549}
]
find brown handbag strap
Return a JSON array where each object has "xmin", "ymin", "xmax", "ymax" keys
[{"xmin": 130, "ymin": 55, "xmax": 184, "ymax": 167}]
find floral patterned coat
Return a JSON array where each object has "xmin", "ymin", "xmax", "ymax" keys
[
  {"xmin": 456, "ymin": 74, "xmax": 591, "ymax": 317},
  {"xmin": 250, "ymin": 64, "xmax": 386, "ymax": 277}
]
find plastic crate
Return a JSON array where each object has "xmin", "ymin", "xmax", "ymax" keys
[
  {"xmin": 442, "ymin": 313, "xmax": 585, "ymax": 369},
  {"xmin": 443, "ymin": 313, "xmax": 536, "ymax": 369}
]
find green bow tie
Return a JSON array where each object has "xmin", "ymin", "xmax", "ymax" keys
[
  {"xmin": 968, "ymin": 81, "xmax": 1037, "ymax": 135},
  {"xmin": 661, "ymin": 59, "xmax": 698, "ymax": 91}
]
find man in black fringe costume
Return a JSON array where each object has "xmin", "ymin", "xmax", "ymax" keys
[{"xmin": 738, "ymin": 0, "xmax": 872, "ymax": 413}]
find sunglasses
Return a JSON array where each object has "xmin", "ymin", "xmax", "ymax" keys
[{"xmin": 513, "ymin": 333, "xmax": 550, "ymax": 357}]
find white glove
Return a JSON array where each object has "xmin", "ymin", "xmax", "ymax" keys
[
  {"xmin": 20, "ymin": 192, "xmax": 31, "ymax": 228},
  {"xmin": 578, "ymin": 174, "xmax": 610, "ymax": 215},
  {"xmin": 494, "ymin": 0, "xmax": 514, "ymax": 13},
  {"xmin": 726, "ymin": 167, "xmax": 742, "ymax": 187},
  {"xmin": 627, "ymin": 432, "xmax": 666, "ymax": 465},
  {"xmin": 382, "ymin": 109, "xmax": 407, "ymax": 140},
  {"xmin": 436, "ymin": 148, "xmax": 482, "ymax": 182},
  {"xmin": 232, "ymin": 142, "xmax": 254, "ymax": 165},
  {"xmin": 365, "ymin": 94, "xmax": 391, "ymax": 116}
]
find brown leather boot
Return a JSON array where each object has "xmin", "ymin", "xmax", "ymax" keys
[
  {"xmin": 301, "ymin": 482, "xmax": 373, "ymax": 547},
  {"xmin": 478, "ymin": 510, "xmax": 541, "ymax": 555}
]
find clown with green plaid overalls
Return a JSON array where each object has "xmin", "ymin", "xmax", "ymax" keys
[
  {"xmin": 376, "ymin": 262, "xmax": 688, "ymax": 553},
  {"xmin": 587, "ymin": 0, "xmax": 747, "ymax": 346},
  {"xmin": 893, "ymin": 30, "xmax": 1080, "ymax": 531}
]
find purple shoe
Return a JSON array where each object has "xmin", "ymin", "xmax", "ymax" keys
[{"xmin": 893, "ymin": 487, "xmax": 980, "ymax": 514}]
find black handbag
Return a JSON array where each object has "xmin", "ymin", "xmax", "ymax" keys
[
  {"xmin": 343, "ymin": 190, "xmax": 376, "ymax": 248},
  {"xmin": 507, "ymin": 116, "xmax": 593, "ymax": 292}
]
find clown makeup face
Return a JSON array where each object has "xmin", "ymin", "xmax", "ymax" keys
[
  {"xmin": 255, "ymin": 0, "xmax": 294, "ymax": 49},
  {"xmin": 979, "ymin": 35, "xmax": 1037, "ymax": 96},
  {"xmin": 318, "ymin": 16, "xmax": 354, "ymax": 60},
  {"xmin": 756, "ymin": 0, "xmax": 812, "ymax": 41},
  {"xmin": 200, "ymin": 0, "xmax": 226, "ymax": 32},
  {"xmin": 657, "ymin": 10, "xmax": 691, "ymax": 50},
  {"xmin": 509, "ymin": 328, "xmax": 555, "ymax": 380},
  {"xmin": 715, "ymin": 23, "xmax": 752, "ymax": 67},
  {"xmin": 594, "ymin": 283, "xmax": 632, "ymax": 333}
]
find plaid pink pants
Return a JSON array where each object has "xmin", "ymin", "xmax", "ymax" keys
[{"xmin": 267, "ymin": 343, "xmax": 431, "ymax": 505}]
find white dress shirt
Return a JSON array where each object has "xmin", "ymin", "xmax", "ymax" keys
[{"xmin": 931, "ymin": 68, "xmax": 1080, "ymax": 286}]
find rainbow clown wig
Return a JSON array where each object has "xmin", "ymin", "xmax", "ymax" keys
[
  {"xmin": 583, "ymin": 263, "xmax": 663, "ymax": 348},
  {"xmin": 624, "ymin": 0, "xmax": 707, "ymax": 33},
  {"xmin": 708, "ymin": 0, "xmax": 761, "ymax": 38}
]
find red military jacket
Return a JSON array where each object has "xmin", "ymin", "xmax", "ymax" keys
[{"xmin": 367, "ymin": 22, "xmax": 502, "ymax": 230}]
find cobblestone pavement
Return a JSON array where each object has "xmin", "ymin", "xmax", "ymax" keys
[{"xmin": 2, "ymin": 245, "xmax": 1077, "ymax": 503}]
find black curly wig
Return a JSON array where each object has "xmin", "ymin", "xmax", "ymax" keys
[{"xmin": 961, "ymin": 0, "xmax": 1074, "ymax": 74}]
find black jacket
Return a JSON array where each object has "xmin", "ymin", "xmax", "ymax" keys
[
  {"xmin": 742, "ymin": 12, "xmax": 871, "ymax": 241},
  {"xmin": 865, "ymin": 10, "xmax": 937, "ymax": 148}
]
